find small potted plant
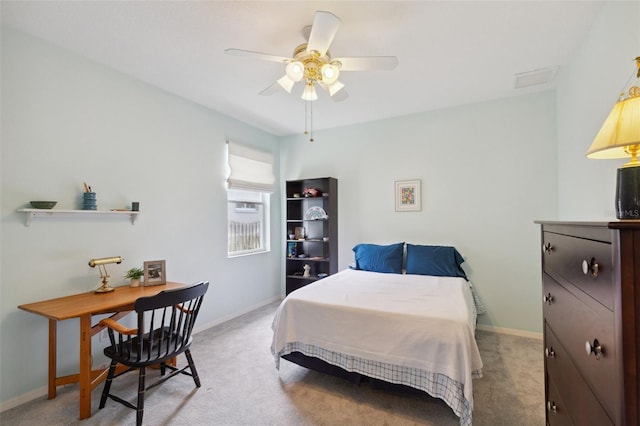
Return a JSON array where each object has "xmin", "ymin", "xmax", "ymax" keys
[{"xmin": 124, "ymin": 267, "xmax": 144, "ymax": 288}]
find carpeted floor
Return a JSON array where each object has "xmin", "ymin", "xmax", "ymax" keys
[{"xmin": 1, "ymin": 301, "xmax": 545, "ymax": 425}]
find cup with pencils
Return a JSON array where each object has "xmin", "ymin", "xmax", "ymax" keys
[{"xmin": 82, "ymin": 182, "xmax": 96, "ymax": 210}]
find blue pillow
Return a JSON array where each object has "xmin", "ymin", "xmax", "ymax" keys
[
  {"xmin": 352, "ymin": 242, "xmax": 404, "ymax": 274},
  {"xmin": 405, "ymin": 244, "xmax": 467, "ymax": 280}
]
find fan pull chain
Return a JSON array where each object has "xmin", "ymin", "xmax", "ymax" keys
[
  {"xmin": 309, "ymin": 100, "xmax": 314, "ymax": 142},
  {"xmin": 303, "ymin": 100, "xmax": 314, "ymax": 142},
  {"xmin": 304, "ymin": 101, "xmax": 308, "ymax": 137}
]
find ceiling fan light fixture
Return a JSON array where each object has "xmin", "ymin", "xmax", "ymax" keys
[
  {"xmin": 301, "ymin": 83, "xmax": 318, "ymax": 101},
  {"xmin": 277, "ymin": 75, "xmax": 295, "ymax": 93},
  {"xmin": 321, "ymin": 63, "xmax": 339, "ymax": 84},
  {"xmin": 225, "ymin": 10, "xmax": 399, "ymax": 140},
  {"xmin": 286, "ymin": 61, "xmax": 304, "ymax": 82},
  {"xmin": 327, "ymin": 80, "xmax": 345, "ymax": 96}
]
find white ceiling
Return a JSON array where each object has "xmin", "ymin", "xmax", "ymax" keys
[{"xmin": 1, "ymin": 1, "xmax": 604, "ymax": 136}]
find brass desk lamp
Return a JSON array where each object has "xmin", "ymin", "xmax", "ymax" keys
[{"xmin": 89, "ymin": 256, "xmax": 123, "ymax": 293}]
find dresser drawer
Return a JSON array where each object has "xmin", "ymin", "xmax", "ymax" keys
[
  {"xmin": 546, "ymin": 376, "xmax": 574, "ymax": 426},
  {"xmin": 542, "ymin": 274, "xmax": 619, "ymax": 417},
  {"xmin": 545, "ymin": 324, "xmax": 614, "ymax": 426},
  {"xmin": 542, "ymin": 231, "xmax": 613, "ymax": 310}
]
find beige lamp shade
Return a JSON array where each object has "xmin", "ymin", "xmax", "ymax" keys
[
  {"xmin": 586, "ymin": 57, "xmax": 640, "ymax": 219},
  {"xmin": 586, "ymin": 94, "xmax": 640, "ymax": 161}
]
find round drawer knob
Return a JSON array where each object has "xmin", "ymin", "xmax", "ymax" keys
[
  {"xmin": 545, "ymin": 347, "xmax": 555, "ymax": 359},
  {"xmin": 542, "ymin": 242, "xmax": 553, "ymax": 254},
  {"xmin": 585, "ymin": 339, "xmax": 603, "ymax": 360},
  {"xmin": 582, "ymin": 258, "xmax": 599, "ymax": 278},
  {"xmin": 547, "ymin": 401, "xmax": 558, "ymax": 413},
  {"xmin": 543, "ymin": 293, "xmax": 554, "ymax": 305}
]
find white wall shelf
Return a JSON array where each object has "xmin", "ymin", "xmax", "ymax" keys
[{"xmin": 18, "ymin": 209, "xmax": 140, "ymax": 226}]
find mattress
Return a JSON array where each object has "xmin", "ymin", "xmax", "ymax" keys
[{"xmin": 271, "ymin": 268, "xmax": 483, "ymax": 425}]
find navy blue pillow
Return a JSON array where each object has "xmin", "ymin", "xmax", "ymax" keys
[
  {"xmin": 405, "ymin": 244, "xmax": 467, "ymax": 280},
  {"xmin": 352, "ymin": 242, "xmax": 404, "ymax": 274}
]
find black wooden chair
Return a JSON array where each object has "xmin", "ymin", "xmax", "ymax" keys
[{"xmin": 98, "ymin": 281, "xmax": 209, "ymax": 425}]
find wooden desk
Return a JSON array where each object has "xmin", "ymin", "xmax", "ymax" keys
[{"xmin": 18, "ymin": 282, "xmax": 186, "ymax": 420}]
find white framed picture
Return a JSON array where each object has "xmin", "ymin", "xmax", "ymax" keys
[{"xmin": 395, "ymin": 179, "xmax": 421, "ymax": 212}]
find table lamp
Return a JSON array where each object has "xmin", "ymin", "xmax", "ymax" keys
[
  {"xmin": 88, "ymin": 256, "xmax": 123, "ymax": 293},
  {"xmin": 586, "ymin": 56, "xmax": 640, "ymax": 219}
]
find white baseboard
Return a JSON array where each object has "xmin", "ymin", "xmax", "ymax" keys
[
  {"xmin": 0, "ymin": 385, "xmax": 48, "ymax": 413},
  {"xmin": 1, "ymin": 296, "xmax": 282, "ymax": 414},
  {"xmin": 193, "ymin": 295, "xmax": 281, "ymax": 334},
  {"xmin": 476, "ymin": 324, "xmax": 543, "ymax": 340}
]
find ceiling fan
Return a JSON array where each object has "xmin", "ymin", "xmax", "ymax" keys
[{"xmin": 225, "ymin": 11, "xmax": 399, "ymax": 102}]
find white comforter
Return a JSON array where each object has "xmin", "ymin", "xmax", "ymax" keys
[{"xmin": 271, "ymin": 268, "xmax": 483, "ymax": 407}]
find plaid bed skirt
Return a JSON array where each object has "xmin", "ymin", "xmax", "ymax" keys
[{"xmin": 275, "ymin": 341, "xmax": 482, "ymax": 426}]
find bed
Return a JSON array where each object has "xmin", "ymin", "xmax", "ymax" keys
[{"xmin": 271, "ymin": 243, "xmax": 484, "ymax": 426}]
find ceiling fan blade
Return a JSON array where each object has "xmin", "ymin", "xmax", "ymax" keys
[
  {"xmin": 334, "ymin": 56, "xmax": 399, "ymax": 71},
  {"xmin": 307, "ymin": 11, "xmax": 341, "ymax": 56},
  {"xmin": 225, "ymin": 48, "xmax": 290, "ymax": 64}
]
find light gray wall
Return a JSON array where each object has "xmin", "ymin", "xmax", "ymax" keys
[
  {"xmin": 557, "ymin": 1, "xmax": 640, "ymax": 218},
  {"xmin": 281, "ymin": 91, "xmax": 558, "ymax": 334},
  {"xmin": 0, "ymin": 28, "xmax": 281, "ymax": 406}
]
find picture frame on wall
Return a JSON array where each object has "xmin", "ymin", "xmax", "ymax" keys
[
  {"xmin": 143, "ymin": 260, "xmax": 166, "ymax": 286},
  {"xmin": 395, "ymin": 179, "xmax": 421, "ymax": 212}
]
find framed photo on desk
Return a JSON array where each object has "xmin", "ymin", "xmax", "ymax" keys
[{"xmin": 143, "ymin": 260, "xmax": 166, "ymax": 286}]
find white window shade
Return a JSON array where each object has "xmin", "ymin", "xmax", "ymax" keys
[{"xmin": 227, "ymin": 141, "xmax": 275, "ymax": 193}]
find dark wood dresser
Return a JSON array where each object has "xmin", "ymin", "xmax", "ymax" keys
[{"xmin": 537, "ymin": 221, "xmax": 640, "ymax": 425}]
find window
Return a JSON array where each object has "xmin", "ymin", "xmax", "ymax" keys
[
  {"xmin": 226, "ymin": 141, "xmax": 274, "ymax": 257},
  {"xmin": 227, "ymin": 189, "xmax": 270, "ymax": 256}
]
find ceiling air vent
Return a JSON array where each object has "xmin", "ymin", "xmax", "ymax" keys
[{"xmin": 514, "ymin": 68, "xmax": 555, "ymax": 89}]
